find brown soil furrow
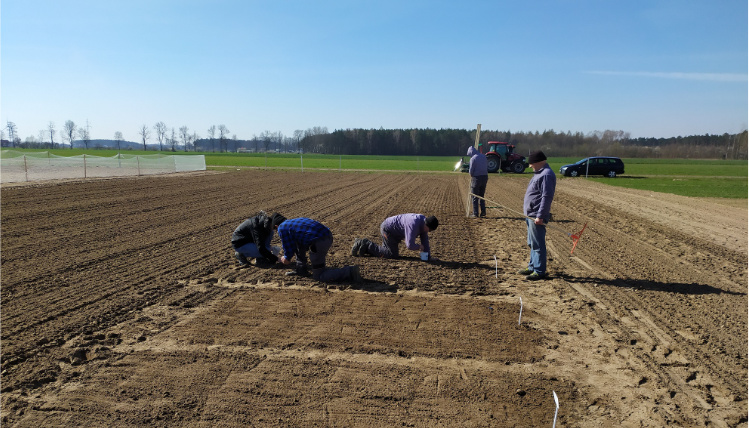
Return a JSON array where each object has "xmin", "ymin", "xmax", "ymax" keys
[{"xmin": 1, "ymin": 170, "xmax": 745, "ymax": 427}]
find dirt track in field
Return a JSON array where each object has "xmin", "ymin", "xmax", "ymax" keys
[{"xmin": 1, "ymin": 170, "xmax": 746, "ymax": 427}]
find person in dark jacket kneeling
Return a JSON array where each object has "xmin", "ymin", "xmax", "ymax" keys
[{"xmin": 231, "ymin": 211, "xmax": 286, "ymax": 267}]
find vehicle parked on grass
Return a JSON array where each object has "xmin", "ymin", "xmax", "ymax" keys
[{"xmin": 559, "ymin": 156, "xmax": 625, "ymax": 178}]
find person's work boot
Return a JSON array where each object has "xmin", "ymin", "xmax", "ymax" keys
[
  {"xmin": 517, "ymin": 267, "xmax": 534, "ymax": 275},
  {"xmin": 351, "ymin": 239, "xmax": 362, "ymax": 256},
  {"xmin": 254, "ymin": 257, "xmax": 274, "ymax": 268},
  {"xmin": 350, "ymin": 265, "xmax": 362, "ymax": 283},
  {"xmin": 525, "ymin": 272, "xmax": 547, "ymax": 281},
  {"xmin": 235, "ymin": 251, "xmax": 250, "ymax": 267},
  {"xmin": 358, "ymin": 239, "xmax": 371, "ymax": 256},
  {"xmin": 285, "ymin": 266, "xmax": 310, "ymax": 277}
]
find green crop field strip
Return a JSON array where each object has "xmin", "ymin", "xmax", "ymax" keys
[{"xmin": 4, "ymin": 149, "xmax": 747, "ymax": 199}]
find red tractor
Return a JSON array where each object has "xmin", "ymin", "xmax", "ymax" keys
[
  {"xmin": 456, "ymin": 141, "xmax": 528, "ymax": 174},
  {"xmin": 484, "ymin": 141, "xmax": 528, "ymax": 173}
]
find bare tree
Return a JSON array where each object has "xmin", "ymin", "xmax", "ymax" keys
[
  {"xmin": 114, "ymin": 131, "xmax": 123, "ymax": 152},
  {"xmin": 38, "ymin": 130, "xmax": 47, "ymax": 148},
  {"xmin": 293, "ymin": 129, "xmax": 303, "ymax": 153},
  {"xmin": 154, "ymin": 121, "xmax": 167, "ymax": 151},
  {"xmin": 274, "ymin": 131, "xmax": 284, "ymax": 152},
  {"xmin": 48, "ymin": 122, "xmax": 56, "ymax": 148},
  {"xmin": 139, "ymin": 124, "xmax": 150, "ymax": 150},
  {"xmin": 207, "ymin": 125, "xmax": 216, "ymax": 152},
  {"xmin": 62, "ymin": 120, "xmax": 77, "ymax": 149},
  {"xmin": 77, "ymin": 127, "xmax": 90, "ymax": 149},
  {"xmin": 218, "ymin": 124, "xmax": 229, "ymax": 152},
  {"xmin": 6, "ymin": 121, "xmax": 17, "ymax": 148},
  {"xmin": 179, "ymin": 126, "xmax": 190, "ymax": 151},
  {"xmin": 260, "ymin": 130, "xmax": 272, "ymax": 152},
  {"xmin": 191, "ymin": 131, "xmax": 199, "ymax": 152},
  {"xmin": 170, "ymin": 127, "xmax": 177, "ymax": 151}
]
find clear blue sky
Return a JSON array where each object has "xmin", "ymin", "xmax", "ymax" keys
[{"xmin": 2, "ymin": 0, "xmax": 747, "ymax": 144}]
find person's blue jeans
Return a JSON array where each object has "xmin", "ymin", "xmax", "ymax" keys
[
  {"xmin": 235, "ymin": 236, "xmax": 272, "ymax": 259},
  {"xmin": 526, "ymin": 218, "xmax": 547, "ymax": 275}
]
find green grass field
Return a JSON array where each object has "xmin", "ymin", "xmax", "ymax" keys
[
  {"xmin": 3, "ymin": 149, "xmax": 747, "ymax": 198},
  {"xmin": 549, "ymin": 157, "xmax": 747, "ymax": 198}
]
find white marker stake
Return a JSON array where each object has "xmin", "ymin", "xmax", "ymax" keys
[
  {"xmin": 494, "ymin": 255, "xmax": 498, "ymax": 278},
  {"xmin": 552, "ymin": 390, "xmax": 559, "ymax": 428},
  {"xmin": 518, "ymin": 296, "xmax": 523, "ymax": 325}
]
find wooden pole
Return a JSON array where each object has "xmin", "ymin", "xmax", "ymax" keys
[{"xmin": 474, "ymin": 124, "xmax": 481, "ymax": 149}]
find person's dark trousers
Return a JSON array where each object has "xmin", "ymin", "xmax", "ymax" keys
[
  {"xmin": 298, "ymin": 234, "xmax": 354, "ymax": 282},
  {"xmin": 471, "ymin": 175, "xmax": 488, "ymax": 216},
  {"xmin": 364, "ymin": 232, "xmax": 400, "ymax": 258}
]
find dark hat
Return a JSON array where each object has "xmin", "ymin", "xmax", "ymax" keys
[
  {"xmin": 528, "ymin": 150, "xmax": 547, "ymax": 164},
  {"xmin": 271, "ymin": 213, "xmax": 286, "ymax": 228},
  {"xmin": 425, "ymin": 215, "xmax": 439, "ymax": 231}
]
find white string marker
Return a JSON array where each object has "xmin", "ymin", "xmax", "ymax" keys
[
  {"xmin": 518, "ymin": 296, "xmax": 523, "ymax": 325},
  {"xmin": 552, "ymin": 390, "xmax": 559, "ymax": 428},
  {"xmin": 494, "ymin": 255, "xmax": 498, "ymax": 278}
]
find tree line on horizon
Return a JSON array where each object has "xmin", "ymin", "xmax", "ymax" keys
[
  {"xmin": 303, "ymin": 128, "xmax": 747, "ymax": 160},
  {"xmin": 3, "ymin": 120, "xmax": 747, "ymax": 160}
]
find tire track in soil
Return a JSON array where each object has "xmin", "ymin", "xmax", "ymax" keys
[
  {"xmin": 550, "ymin": 192, "xmax": 747, "ymax": 397},
  {"xmin": 472, "ymin": 173, "xmax": 747, "ymax": 426}
]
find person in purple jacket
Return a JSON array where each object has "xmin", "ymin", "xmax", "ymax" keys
[
  {"xmin": 518, "ymin": 150, "xmax": 556, "ymax": 280},
  {"xmin": 351, "ymin": 213, "xmax": 439, "ymax": 261}
]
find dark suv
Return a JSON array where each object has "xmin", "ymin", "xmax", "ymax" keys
[{"xmin": 559, "ymin": 156, "xmax": 625, "ymax": 178}]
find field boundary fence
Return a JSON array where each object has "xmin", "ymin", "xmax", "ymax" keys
[{"xmin": 0, "ymin": 151, "xmax": 206, "ymax": 183}]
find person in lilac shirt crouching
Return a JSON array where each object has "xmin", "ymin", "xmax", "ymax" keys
[{"xmin": 351, "ymin": 213, "xmax": 439, "ymax": 261}]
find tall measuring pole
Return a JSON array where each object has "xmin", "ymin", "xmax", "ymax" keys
[{"xmin": 474, "ymin": 124, "xmax": 481, "ymax": 149}]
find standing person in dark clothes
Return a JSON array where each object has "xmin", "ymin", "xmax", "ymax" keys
[
  {"xmin": 278, "ymin": 217, "xmax": 362, "ymax": 283},
  {"xmin": 351, "ymin": 213, "xmax": 439, "ymax": 261},
  {"xmin": 518, "ymin": 150, "xmax": 556, "ymax": 280},
  {"xmin": 467, "ymin": 146, "xmax": 488, "ymax": 217},
  {"xmin": 231, "ymin": 211, "xmax": 286, "ymax": 267}
]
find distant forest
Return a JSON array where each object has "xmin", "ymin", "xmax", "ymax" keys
[
  {"xmin": 301, "ymin": 128, "xmax": 748, "ymax": 159},
  {"xmin": 3, "ymin": 127, "xmax": 747, "ymax": 160}
]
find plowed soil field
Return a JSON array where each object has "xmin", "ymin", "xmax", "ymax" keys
[{"xmin": 1, "ymin": 169, "xmax": 747, "ymax": 427}]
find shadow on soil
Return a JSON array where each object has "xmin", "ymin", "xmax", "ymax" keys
[
  {"xmin": 391, "ymin": 256, "xmax": 495, "ymax": 272},
  {"xmin": 559, "ymin": 274, "xmax": 746, "ymax": 296},
  {"xmin": 350, "ymin": 280, "xmax": 398, "ymax": 293}
]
